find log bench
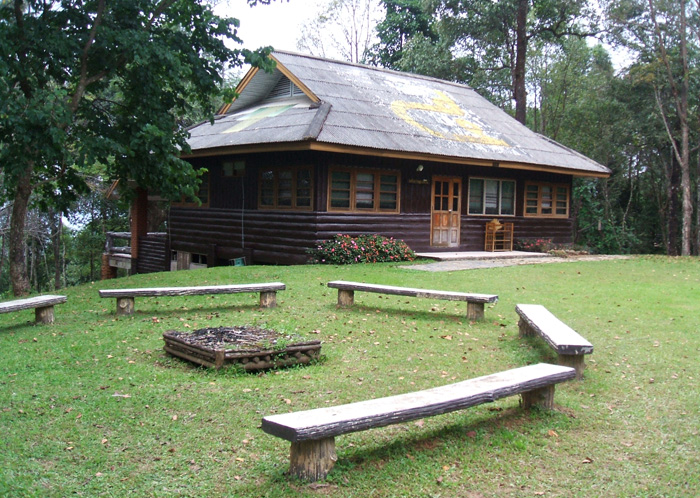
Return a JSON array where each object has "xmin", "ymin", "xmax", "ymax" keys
[
  {"xmin": 326, "ymin": 280, "xmax": 498, "ymax": 321},
  {"xmin": 516, "ymin": 304, "xmax": 593, "ymax": 379},
  {"xmin": 98, "ymin": 283, "xmax": 285, "ymax": 316},
  {"xmin": 0, "ymin": 295, "xmax": 67, "ymax": 324},
  {"xmin": 262, "ymin": 363, "xmax": 576, "ymax": 481}
]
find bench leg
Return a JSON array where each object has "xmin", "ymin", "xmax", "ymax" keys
[
  {"xmin": 35, "ymin": 305, "xmax": 55, "ymax": 324},
  {"xmin": 558, "ymin": 354, "xmax": 585, "ymax": 380},
  {"xmin": 467, "ymin": 302, "xmax": 485, "ymax": 321},
  {"xmin": 337, "ymin": 289, "xmax": 354, "ymax": 307},
  {"xmin": 521, "ymin": 384, "xmax": 555, "ymax": 410},
  {"xmin": 289, "ymin": 437, "xmax": 337, "ymax": 481},
  {"xmin": 260, "ymin": 291, "xmax": 277, "ymax": 308},
  {"xmin": 116, "ymin": 297, "xmax": 135, "ymax": 316},
  {"xmin": 518, "ymin": 318, "xmax": 535, "ymax": 337}
]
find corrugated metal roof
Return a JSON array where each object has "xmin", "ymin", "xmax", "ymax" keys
[{"xmin": 186, "ymin": 51, "xmax": 610, "ymax": 176}]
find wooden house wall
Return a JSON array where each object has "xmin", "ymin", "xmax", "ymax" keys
[{"xmin": 163, "ymin": 151, "xmax": 576, "ymax": 267}]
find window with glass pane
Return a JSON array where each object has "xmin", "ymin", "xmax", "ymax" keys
[
  {"xmin": 296, "ymin": 169, "xmax": 312, "ymax": 207},
  {"xmin": 329, "ymin": 168, "xmax": 400, "ymax": 212},
  {"xmin": 260, "ymin": 170, "xmax": 275, "ymax": 206},
  {"xmin": 469, "ymin": 179, "xmax": 484, "ymax": 213},
  {"xmin": 501, "ymin": 181, "xmax": 515, "ymax": 215},
  {"xmin": 355, "ymin": 172, "xmax": 375, "ymax": 209},
  {"xmin": 469, "ymin": 178, "xmax": 515, "ymax": 215},
  {"xmin": 258, "ymin": 167, "xmax": 313, "ymax": 209},
  {"xmin": 526, "ymin": 184, "xmax": 539, "ymax": 214},
  {"xmin": 524, "ymin": 182, "xmax": 569, "ymax": 217},
  {"xmin": 556, "ymin": 187, "xmax": 568, "ymax": 215},
  {"xmin": 541, "ymin": 186, "xmax": 553, "ymax": 214},
  {"xmin": 278, "ymin": 170, "xmax": 292, "ymax": 207},
  {"xmin": 330, "ymin": 171, "xmax": 351, "ymax": 208},
  {"xmin": 484, "ymin": 180, "xmax": 499, "ymax": 214},
  {"xmin": 379, "ymin": 175, "xmax": 397, "ymax": 210}
]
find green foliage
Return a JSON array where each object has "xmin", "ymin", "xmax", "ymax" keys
[
  {"xmin": 309, "ymin": 233, "xmax": 416, "ymax": 264},
  {"xmin": 366, "ymin": 0, "xmax": 437, "ymax": 69}
]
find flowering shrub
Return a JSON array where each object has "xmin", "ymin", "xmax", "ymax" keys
[
  {"xmin": 309, "ymin": 234, "xmax": 416, "ymax": 264},
  {"xmin": 513, "ymin": 237, "xmax": 554, "ymax": 253}
]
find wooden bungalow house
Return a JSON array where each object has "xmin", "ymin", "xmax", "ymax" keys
[{"xmin": 125, "ymin": 51, "xmax": 611, "ymax": 272}]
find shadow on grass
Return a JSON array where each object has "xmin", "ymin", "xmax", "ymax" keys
[
  {"xmin": 326, "ymin": 302, "xmax": 481, "ymax": 322},
  {"xmin": 95, "ymin": 302, "xmax": 266, "ymax": 319}
]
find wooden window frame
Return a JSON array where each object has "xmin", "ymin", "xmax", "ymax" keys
[
  {"xmin": 467, "ymin": 178, "xmax": 516, "ymax": 216},
  {"xmin": 173, "ymin": 171, "xmax": 210, "ymax": 208},
  {"xmin": 524, "ymin": 182, "xmax": 570, "ymax": 218},
  {"xmin": 258, "ymin": 166, "xmax": 313, "ymax": 210},
  {"xmin": 327, "ymin": 167, "xmax": 400, "ymax": 213}
]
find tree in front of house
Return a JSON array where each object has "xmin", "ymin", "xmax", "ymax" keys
[{"xmin": 0, "ymin": 0, "xmax": 275, "ymax": 296}]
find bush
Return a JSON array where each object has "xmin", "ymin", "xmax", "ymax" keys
[
  {"xmin": 309, "ymin": 234, "xmax": 416, "ymax": 264},
  {"xmin": 513, "ymin": 237, "xmax": 554, "ymax": 253}
]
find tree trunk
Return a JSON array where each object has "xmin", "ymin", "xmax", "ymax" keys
[
  {"xmin": 52, "ymin": 209, "xmax": 62, "ymax": 290},
  {"xmin": 513, "ymin": 0, "xmax": 529, "ymax": 124},
  {"xmin": 9, "ymin": 165, "xmax": 34, "ymax": 296}
]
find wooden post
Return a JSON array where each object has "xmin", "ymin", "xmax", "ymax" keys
[
  {"xmin": 518, "ymin": 318, "xmax": 534, "ymax": 337},
  {"xmin": 214, "ymin": 349, "xmax": 226, "ymax": 369},
  {"xmin": 337, "ymin": 289, "xmax": 354, "ymax": 307},
  {"xmin": 467, "ymin": 302, "xmax": 485, "ymax": 321},
  {"xmin": 521, "ymin": 385, "xmax": 555, "ymax": 410},
  {"xmin": 259, "ymin": 291, "xmax": 277, "ymax": 308},
  {"xmin": 116, "ymin": 297, "xmax": 135, "ymax": 316},
  {"xmin": 289, "ymin": 438, "xmax": 337, "ymax": 481},
  {"xmin": 35, "ymin": 305, "xmax": 55, "ymax": 324},
  {"xmin": 558, "ymin": 354, "xmax": 585, "ymax": 380}
]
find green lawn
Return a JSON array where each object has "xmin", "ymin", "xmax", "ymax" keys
[{"xmin": 1, "ymin": 256, "xmax": 698, "ymax": 497}]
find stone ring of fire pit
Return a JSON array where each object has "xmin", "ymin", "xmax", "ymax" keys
[{"xmin": 163, "ymin": 326, "xmax": 322, "ymax": 370}]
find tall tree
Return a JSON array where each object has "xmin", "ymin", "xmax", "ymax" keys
[
  {"xmin": 606, "ymin": 0, "xmax": 698, "ymax": 255},
  {"xmin": 0, "ymin": 0, "xmax": 273, "ymax": 296},
  {"xmin": 297, "ymin": 0, "xmax": 383, "ymax": 63},
  {"xmin": 422, "ymin": 0, "xmax": 599, "ymax": 123},
  {"xmin": 366, "ymin": 0, "xmax": 436, "ymax": 69}
]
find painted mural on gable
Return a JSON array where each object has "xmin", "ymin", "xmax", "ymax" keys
[{"xmin": 391, "ymin": 91, "xmax": 510, "ymax": 147}]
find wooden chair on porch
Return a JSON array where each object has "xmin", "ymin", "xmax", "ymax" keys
[{"xmin": 484, "ymin": 219, "xmax": 514, "ymax": 252}]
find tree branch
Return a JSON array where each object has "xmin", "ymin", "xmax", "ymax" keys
[{"xmin": 70, "ymin": 0, "xmax": 106, "ymax": 113}]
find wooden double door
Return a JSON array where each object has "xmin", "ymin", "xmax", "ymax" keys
[{"xmin": 431, "ymin": 177, "xmax": 461, "ymax": 247}]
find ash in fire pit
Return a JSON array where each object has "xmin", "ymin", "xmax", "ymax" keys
[{"xmin": 163, "ymin": 326, "xmax": 322, "ymax": 370}]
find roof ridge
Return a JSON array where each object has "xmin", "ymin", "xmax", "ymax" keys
[{"xmin": 272, "ymin": 50, "xmax": 474, "ymax": 92}]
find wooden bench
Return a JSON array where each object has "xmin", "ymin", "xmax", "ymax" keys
[
  {"xmin": 326, "ymin": 280, "xmax": 498, "ymax": 321},
  {"xmin": 262, "ymin": 363, "xmax": 575, "ymax": 481},
  {"xmin": 0, "ymin": 295, "xmax": 67, "ymax": 324},
  {"xmin": 516, "ymin": 304, "xmax": 593, "ymax": 379},
  {"xmin": 98, "ymin": 282, "xmax": 285, "ymax": 315}
]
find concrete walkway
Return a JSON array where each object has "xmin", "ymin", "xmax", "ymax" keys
[{"xmin": 405, "ymin": 252, "xmax": 629, "ymax": 272}]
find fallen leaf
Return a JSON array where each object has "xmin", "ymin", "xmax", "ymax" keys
[
  {"xmin": 548, "ymin": 430, "xmax": 559, "ymax": 438},
  {"xmin": 101, "ymin": 439, "xmax": 108, "ymax": 445},
  {"xmin": 414, "ymin": 420, "xmax": 425, "ymax": 428},
  {"xmin": 466, "ymin": 431, "xmax": 477, "ymax": 438}
]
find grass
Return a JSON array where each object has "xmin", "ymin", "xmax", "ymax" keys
[{"xmin": 0, "ymin": 256, "xmax": 699, "ymax": 497}]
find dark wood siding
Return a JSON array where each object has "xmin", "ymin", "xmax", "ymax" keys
[
  {"xmin": 164, "ymin": 151, "xmax": 577, "ymax": 266},
  {"xmin": 136, "ymin": 234, "xmax": 169, "ymax": 274}
]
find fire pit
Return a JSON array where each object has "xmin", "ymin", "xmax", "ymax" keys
[{"xmin": 163, "ymin": 326, "xmax": 321, "ymax": 370}]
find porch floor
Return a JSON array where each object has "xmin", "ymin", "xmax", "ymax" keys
[{"xmin": 414, "ymin": 251, "xmax": 551, "ymax": 261}]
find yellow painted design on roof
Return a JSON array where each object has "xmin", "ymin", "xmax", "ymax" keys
[{"xmin": 391, "ymin": 91, "xmax": 509, "ymax": 147}]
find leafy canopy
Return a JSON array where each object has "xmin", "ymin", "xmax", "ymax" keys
[{"xmin": 0, "ymin": 0, "xmax": 274, "ymax": 204}]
